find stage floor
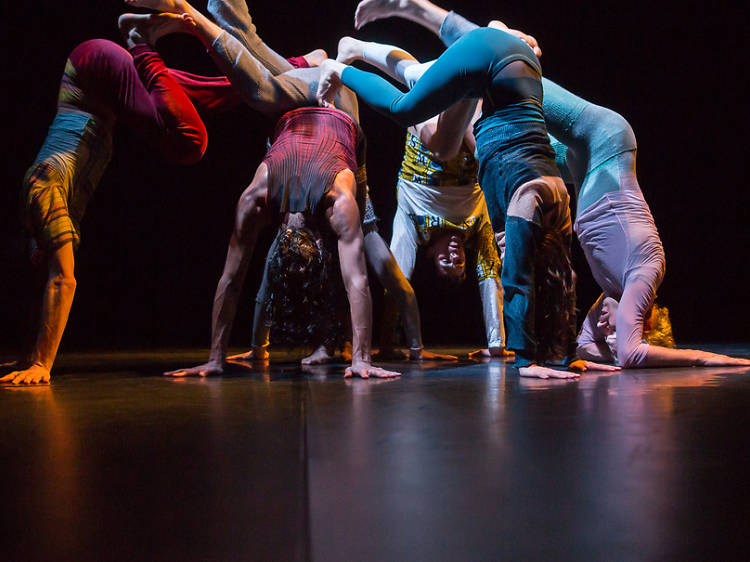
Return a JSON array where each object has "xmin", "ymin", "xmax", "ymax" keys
[{"xmin": 2, "ymin": 345, "xmax": 749, "ymax": 561}]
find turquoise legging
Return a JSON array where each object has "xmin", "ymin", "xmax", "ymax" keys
[{"xmin": 340, "ymin": 27, "xmax": 541, "ymax": 128}]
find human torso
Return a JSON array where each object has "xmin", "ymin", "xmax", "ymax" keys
[{"xmin": 264, "ymin": 107, "xmax": 362, "ymax": 218}]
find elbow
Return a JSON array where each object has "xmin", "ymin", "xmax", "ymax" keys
[
  {"xmin": 50, "ymin": 272, "xmax": 76, "ymax": 293},
  {"xmin": 618, "ymin": 345, "xmax": 648, "ymax": 369}
]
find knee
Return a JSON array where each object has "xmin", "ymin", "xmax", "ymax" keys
[
  {"xmin": 167, "ymin": 125, "xmax": 209, "ymax": 166},
  {"xmin": 588, "ymin": 105, "xmax": 637, "ymax": 153}
]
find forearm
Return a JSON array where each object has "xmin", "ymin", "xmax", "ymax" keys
[
  {"xmin": 30, "ymin": 274, "xmax": 77, "ymax": 371},
  {"xmin": 479, "ymin": 278, "xmax": 504, "ymax": 348},
  {"xmin": 207, "ymin": 275, "xmax": 245, "ymax": 363},
  {"xmin": 346, "ymin": 275, "xmax": 373, "ymax": 364},
  {"xmin": 640, "ymin": 345, "xmax": 704, "ymax": 368},
  {"xmin": 207, "ymin": 0, "xmax": 293, "ymax": 75},
  {"xmin": 423, "ymin": 98, "xmax": 479, "ymax": 160}
]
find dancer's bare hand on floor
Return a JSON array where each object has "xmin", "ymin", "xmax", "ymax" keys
[
  {"xmin": 164, "ymin": 361, "xmax": 223, "ymax": 377},
  {"xmin": 518, "ymin": 364, "xmax": 580, "ymax": 379},
  {"xmin": 568, "ymin": 359, "xmax": 621, "ymax": 372},
  {"xmin": 0, "ymin": 364, "xmax": 51, "ymax": 385},
  {"xmin": 345, "ymin": 361, "xmax": 402, "ymax": 379},
  {"xmin": 695, "ymin": 351, "xmax": 750, "ymax": 367}
]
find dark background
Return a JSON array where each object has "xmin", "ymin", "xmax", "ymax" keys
[{"xmin": 1, "ymin": 1, "xmax": 748, "ymax": 353}]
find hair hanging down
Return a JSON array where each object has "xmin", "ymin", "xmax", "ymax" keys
[
  {"xmin": 644, "ymin": 302, "xmax": 675, "ymax": 348},
  {"xmin": 533, "ymin": 231, "xmax": 577, "ymax": 362},
  {"xmin": 265, "ymin": 226, "xmax": 347, "ymax": 350}
]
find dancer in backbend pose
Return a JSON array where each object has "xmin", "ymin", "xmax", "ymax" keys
[
  {"xmin": 1, "ymin": 14, "xmax": 210, "ymax": 385},
  {"xmin": 318, "ymin": 6, "xmax": 621, "ymax": 378},
  {"xmin": 122, "ymin": 0, "xmax": 403, "ymax": 377},
  {"xmin": 334, "ymin": 37, "xmax": 510, "ymax": 359},
  {"xmin": 360, "ymin": 0, "xmax": 750, "ymax": 368}
]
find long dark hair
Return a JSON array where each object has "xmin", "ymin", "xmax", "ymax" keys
[
  {"xmin": 533, "ymin": 231, "xmax": 576, "ymax": 362},
  {"xmin": 265, "ymin": 226, "xmax": 347, "ymax": 349}
]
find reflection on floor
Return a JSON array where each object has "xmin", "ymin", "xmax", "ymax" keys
[{"xmin": 2, "ymin": 345, "xmax": 749, "ymax": 561}]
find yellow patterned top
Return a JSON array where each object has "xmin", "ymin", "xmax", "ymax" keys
[{"xmin": 399, "ymin": 131, "xmax": 478, "ymax": 187}]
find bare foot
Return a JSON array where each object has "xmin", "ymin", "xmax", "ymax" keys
[
  {"xmin": 469, "ymin": 348, "xmax": 515, "ymax": 360},
  {"xmin": 118, "ymin": 12, "xmax": 194, "ymax": 47},
  {"xmin": 336, "ymin": 36, "xmax": 365, "ymax": 65},
  {"xmin": 409, "ymin": 348, "xmax": 458, "ymax": 361},
  {"xmin": 123, "ymin": 0, "xmax": 186, "ymax": 13},
  {"xmin": 518, "ymin": 364, "xmax": 581, "ymax": 380},
  {"xmin": 355, "ymin": 0, "xmax": 410, "ymax": 29},
  {"xmin": 227, "ymin": 347, "xmax": 269, "ymax": 367},
  {"xmin": 302, "ymin": 345, "xmax": 335, "ymax": 365},
  {"xmin": 302, "ymin": 48, "xmax": 328, "ymax": 68},
  {"xmin": 316, "ymin": 59, "xmax": 345, "ymax": 108}
]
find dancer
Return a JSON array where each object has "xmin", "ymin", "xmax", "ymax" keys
[
  {"xmin": 131, "ymin": 0, "xmax": 454, "ymax": 368},
  {"xmin": 364, "ymin": 0, "xmax": 750, "ymax": 368},
  {"xmin": 318, "ymin": 7, "xmax": 615, "ymax": 378},
  {"xmin": 335, "ymin": 37, "xmax": 509, "ymax": 358},
  {"xmin": 163, "ymin": 104, "xmax": 400, "ymax": 379},
  {"xmin": 1, "ymin": 14, "xmax": 209, "ymax": 385},
  {"xmin": 125, "ymin": 0, "xmax": 403, "ymax": 377}
]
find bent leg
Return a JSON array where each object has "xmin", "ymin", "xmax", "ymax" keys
[
  {"xmin": 70, "ymin": 36, "xmax": 207, "ymax": 165},
  {"xmin": 207, "ymin": 0, "xmax": 293, "ymax": 75},
  {"xmin": 210, "ymin": 30, "xmax": 315, "ymax": 116},
  {"xmin": 340, "ymin": 30, "xmax": 498, "ymax": 127}
]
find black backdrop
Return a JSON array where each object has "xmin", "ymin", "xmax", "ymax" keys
[{"xmin": 2, "ymin": 1, "xmax": 748, "ymax": 352}]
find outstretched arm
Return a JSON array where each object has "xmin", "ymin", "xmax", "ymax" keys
[
  {"xmin": 328, "ymin": 172, "xmax": 401, "ymax": 378},
  {"xmin": 166, "ymin": 167, "xmax": 269, "ymax": 376},
  {"xmin": 1, "ymin": 243, "xmax": 76, "ymax": 385},
  {"xmin": 617, "ymin": 278, "xmax": 750, "ymax": 368}
]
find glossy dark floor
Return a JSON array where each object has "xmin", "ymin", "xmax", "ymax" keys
[{"xmin": 2, "ymin": 345, "xmax": 750, "ymax": 561}]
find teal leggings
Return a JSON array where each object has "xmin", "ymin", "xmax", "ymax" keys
[{"xmin": 340, "ymin": 27, "xmax": 541, "ymax": 128}]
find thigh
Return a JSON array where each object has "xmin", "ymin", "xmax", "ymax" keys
[{"xmin": 208, "ymin": 0, "xmax": 292, "ymax": 75}]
